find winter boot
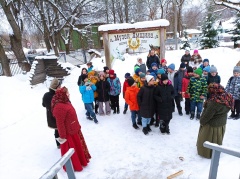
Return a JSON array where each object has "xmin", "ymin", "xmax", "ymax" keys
[
  {"xmin": 142, "ymin": 127, "xmax": 149, "ymax": 135},
  {"xmin": 137, "ymin": 120, "xmax": 142, "ymax": 126},
  {"xmin": 113, "ymin": 107, "xmax": 116, "ymax": 114},
  {"xmin": 155, "ymin": 121, "xmax": 160, "ymax": 127},
  {"xmin": 147, "ymin": 124, "xmax": 152, "ymax": 132},
  {"xmin": 150, "ymin": 117, "xmax": 154, "ymax": 126},
  {"xmin": 132, "ymin": 123, "xmax": 139, "ymax": 129},
  {"xmin": 196, "ymin": 113, "xmax": 201, "ymax": 120},
  {"xmin": 234, "ymin": 113, "xmax": 240, "ymax": 120},
  {"xmin": 86, "ymin": 116, "xmax": 93, "ymax": 120},
  {"xmin": 93, "ymin": 117, "xmax": 98, "ymax": 124},
  {"xmin": 123, "ymin": 108, "xmax": 127, "ymax": 114},
  {"xmin": 159, "ymin": 120, "xmax": 166, "ymax": 134},
  {"xmin": 190, "ymin": 112, "xmax": 195, "ymax": 120},
  {"xmin": 186, "ymin": 111, "xmax": 190, "ymax": 115},
  {"xmin": 165, "ymin": 125, "xmax": 170, "ymax": 135},
  {"xmin": 228, "ymin": 112, "xmax": 235, "ymax": 119},
  {"xmin": 95, "ymin": 105, "xmax": 99, "ymax": 114},
  {"xmin": 178, "ymin": 108, "xmax": 183, "ymax": 116},
  {"xmin": 117, "ymin": 107, "xmax": 120, "ymax": 114}
]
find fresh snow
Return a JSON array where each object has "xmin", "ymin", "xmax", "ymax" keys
[
  {"xmin": 0, "ymin": 47, "xmax": 240, "ymax": 179},
  {"xmin": 98, "ymin": 19, "xmax": 170, "ymax": 31}
]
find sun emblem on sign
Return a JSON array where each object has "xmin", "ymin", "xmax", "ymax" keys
[{"xmin": 128, "ymin": 38, "xmax": 141, "ymax": 50}]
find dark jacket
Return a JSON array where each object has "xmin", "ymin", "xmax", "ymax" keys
[
  {"xmin": 137, "ymin": 84, "xmax": 155, "ymax": 118},
  {"xmin": 181, "ymin": 54, "xmax": 191, "ymax": 67},
  {"xmin": 200, "ymin": 101, "xmax": 230, "ymax": 127},
  {"xmin": 96, "ymin": 80, "xmax": 110, "ymax": 102},
  {"xmin": 42, "ymin": 89, "xmax": 57, "ymax": 128},
  {"xmin": 154, "ymin": 82, "xmax": 174, "ymax": 120},
  {"xmin": 207, "ymin": 73, "xmax": 221, "ymax": 85},
  {"xmin": 173, "ymin": 69, "xmax": 186, "ymax": 96},
  {"xmin": 146, "ymin": 55, "xmax": 160, "ymax": 69}
]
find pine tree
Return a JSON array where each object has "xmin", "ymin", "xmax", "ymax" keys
[
  {"xmin": 180, "ymin": 30, "xmax": 191, "ymax": 50},
  {"xmin": 200, "ymin": 6, "xmax": 219, "ymax": 49},
  {"xmin": 231, "ymin": 12, "xmax": 240, "ymax": 48}
]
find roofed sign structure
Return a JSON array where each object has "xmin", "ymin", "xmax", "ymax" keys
[{"xmin": 98, "ymin": 19, "xmax": 170, "ymax": 68}]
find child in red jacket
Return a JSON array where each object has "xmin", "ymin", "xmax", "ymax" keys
[
  {"xmin": 125, "ymin": 78, "xmax": 141, "ymax": 129},
  {"xmin": 182, "ymin": 66, "xmax": 194, "ymax": 115},
  {"xmin": 123, "ymin": 73, "xmax": 131, "ymax": 114}
]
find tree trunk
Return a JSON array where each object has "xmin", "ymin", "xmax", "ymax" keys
[
  {"xmin": 0, "ymin": 43, "xmax": 11, "ymax": 76},
  {"xmin": 0, "ymin": 1, "xmax": 27, "ymax": 71}
]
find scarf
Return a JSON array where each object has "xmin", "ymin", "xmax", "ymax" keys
[
  {"xmin": 207, "ymin": 83, "xmax": 234, "ymax": 110},
  {"xmin": 51, "ymin": 87, "xmax": 70, "ymax": 112}
]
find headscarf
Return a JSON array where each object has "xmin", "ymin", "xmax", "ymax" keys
[
  {"xmin": 207, "ymin": 83, "xmax": 234, "ymax": 110},
  {"xmin": 51, "ymin": 87, "xmax": 70, "ymax": 112}
]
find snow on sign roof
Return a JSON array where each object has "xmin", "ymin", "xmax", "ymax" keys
[
  {"xmin": 185, "ymin": 29, "xmax": 202, "ymax": 34},
  {"xmin": 98, "ymin": 19, "xmax": 169, "ymax": 31}
]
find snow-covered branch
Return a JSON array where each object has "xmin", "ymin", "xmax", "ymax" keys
[{"xmin": 213, "ymin": 0, "xmax": 240, "ymax": 11}]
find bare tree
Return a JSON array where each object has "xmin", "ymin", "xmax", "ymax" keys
[
  {"xmin": 0, "ymin": 41, "xmax": 11, "ymax": 76},
  {"xmin": 0, "ymin": 0, "xmax": 28, "ymax": 71}
]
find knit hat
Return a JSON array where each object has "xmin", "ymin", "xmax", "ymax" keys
[
  {"xmin": 194, "ymin": 68, "xmax": 203, "ymax": 76},
  {"xmin": 127, "ymin": 78, "xmax": 135, "ymax": 86},
  {"xmin": 99, "ymin": 71, "xmax": 105, "ymax": 77},
  {"xmin": 180, "ymin": 62, "xmax": 186, "ymax": 68},
  {"xmin": 135, "ymin": 68, "xmax": 141, "ymax": 74},
  {"xmin": 168, "ymin": 63, "xmax": 175, "ymax": 71},
  {"xmin": 187, "ymin": 66, "xmax": 193, "ymax": 73},
  {"xmin": 109, "ymin": 69, "xmax": 114, "ymax": 75},
  {"xmin": 161, "ymin": 59, "xmax": 167, "ymax": 64},
  {"xmin": 194, "ymin": 49, "xmax": 198, "ymax": 54},
  {"xmin": 140, "ymin": 73, "xmax": 146, "ymax": 78},
  {"xmin": 103, "ymin": 66, "xmax": 109, "ymax": 73},
  {"xmin": 81, "ymin": 74, "xmax": 88, "ymax": 81},
  {"xmin": 210, "ymin": 65, "xmax": 217, "ymax": 73},
  {"xmin": 145, "ymin": 75, "xmax": 154, "ymax": 83},
  {"xmin": 203, "ymin": 59, "xmax": 209, "ymax": 63},
  {"xmin": 151, "ymin": 62, "xmax": 157, "ymax": 67},
  {"xmin": 233, "ymin": 66, "xmax": 240, "ymax": 73},
  {"xmin": 87, "ymin": 62, "xmax": 92, "ymax": 66},
  {"xmin": 124, "ymin": 72, "xmax": 131, "ymax": 78},
  {"xmin": 157, "ymin": 68, "xmax": 165, "ymax": 75},
  {"xmin": 161, "ymin": 74, "xmax": 168, "ymax": 81},
  {"xmin": 185, "ymin": 47, "xmax": 190, "ymax": 52},
  {"xmin": 203, "ymin": 66, "xmax": 210, "ymax": 73},
  {"xmin": 50, "ymin": 78, "xmax": 60, "ymax": 90}
]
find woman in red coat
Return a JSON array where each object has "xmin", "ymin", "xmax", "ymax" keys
[{"xmin": 51, "ymin": 87, "xmax": 91, "ymax": 171}]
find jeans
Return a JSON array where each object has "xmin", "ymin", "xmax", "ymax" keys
[
  {"xmin": 124, "ymin": 102, "xmax": 128, "ymax": 110},
  {"xmin": 185, "ymin": 98, "xmax": 190, "ymax": 113},
  {"xmin": 142, "ymin": 117, "xmax": 151, "ymax": 128},
  {"xmin": 190, "ymin": 101, "xmax": 203, "ymax": 114},
  {"xmin": 131, "ymin": 110, "xmax": 141, "ymax": 125},
  {"xmin": 85, "ymin": 103, "xmax": 96, "ymax": 119}
]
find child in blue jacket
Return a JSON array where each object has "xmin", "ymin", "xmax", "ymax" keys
[{"xmin": 80, "ymin": 74, "xmax": 98, "ymax": 123}]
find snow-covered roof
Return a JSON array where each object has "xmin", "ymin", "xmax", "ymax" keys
[
  {"xmin": 98, "ymin": 19, "xmax": 169, "ymax": 32},
  {"xmin": 185, "ymin": 29, "xmax": 202, "ymax": 34},
  {"xmin": 35, "ymin": 55, "xmax": 58, "ymax": 60}
]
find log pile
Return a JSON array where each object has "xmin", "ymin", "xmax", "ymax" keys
[{"xmin": 29, "ymin": 56, "xmax": 69, "ymax": 85}]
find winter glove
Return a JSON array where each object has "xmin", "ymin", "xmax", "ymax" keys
[
  {"xmin": 56, "ymin": 138, "xmax": 67, "ymax": 144},
  {"xmin": 85, "ymin": 82, "xmax": 93, "ymax": 90}
]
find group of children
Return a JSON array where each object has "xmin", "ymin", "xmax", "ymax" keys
[{"xmin": 78, "ymin": 52, "xmax": 240, "ymax": 135}]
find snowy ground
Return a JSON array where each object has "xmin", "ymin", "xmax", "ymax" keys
[{"xmin": 0, "ymin": 47, "xmax": 240, "ymax": 179}]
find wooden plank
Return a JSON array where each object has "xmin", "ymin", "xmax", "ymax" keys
[{"xmin": 167, "ymin": 170, "xmax": 183, "ymax": 179}]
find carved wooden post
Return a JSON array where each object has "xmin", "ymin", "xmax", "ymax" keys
[
  {"xmin": 102, "ymin": 32, "xmax": 111, "ymax": 68},
  {"xmin": 160, "ymin": 27, "xmax": 166, "ymax": 60}
]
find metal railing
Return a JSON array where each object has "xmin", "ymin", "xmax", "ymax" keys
[
  {"xmin": 203, "ymin": 141, "xmax": 240, "ymax": 179},
  {"xmin": 39, "ymin": 148, "xmax": 76, "ymax": 179}
]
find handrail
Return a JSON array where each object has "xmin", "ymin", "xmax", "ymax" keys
[
  {"xmin": 39, "ymin": 148, "xmax": 76, "ymax": 179},
  {"xmin": 203, "ymin": 141, "xmax": 240, "ymax": 179}
]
